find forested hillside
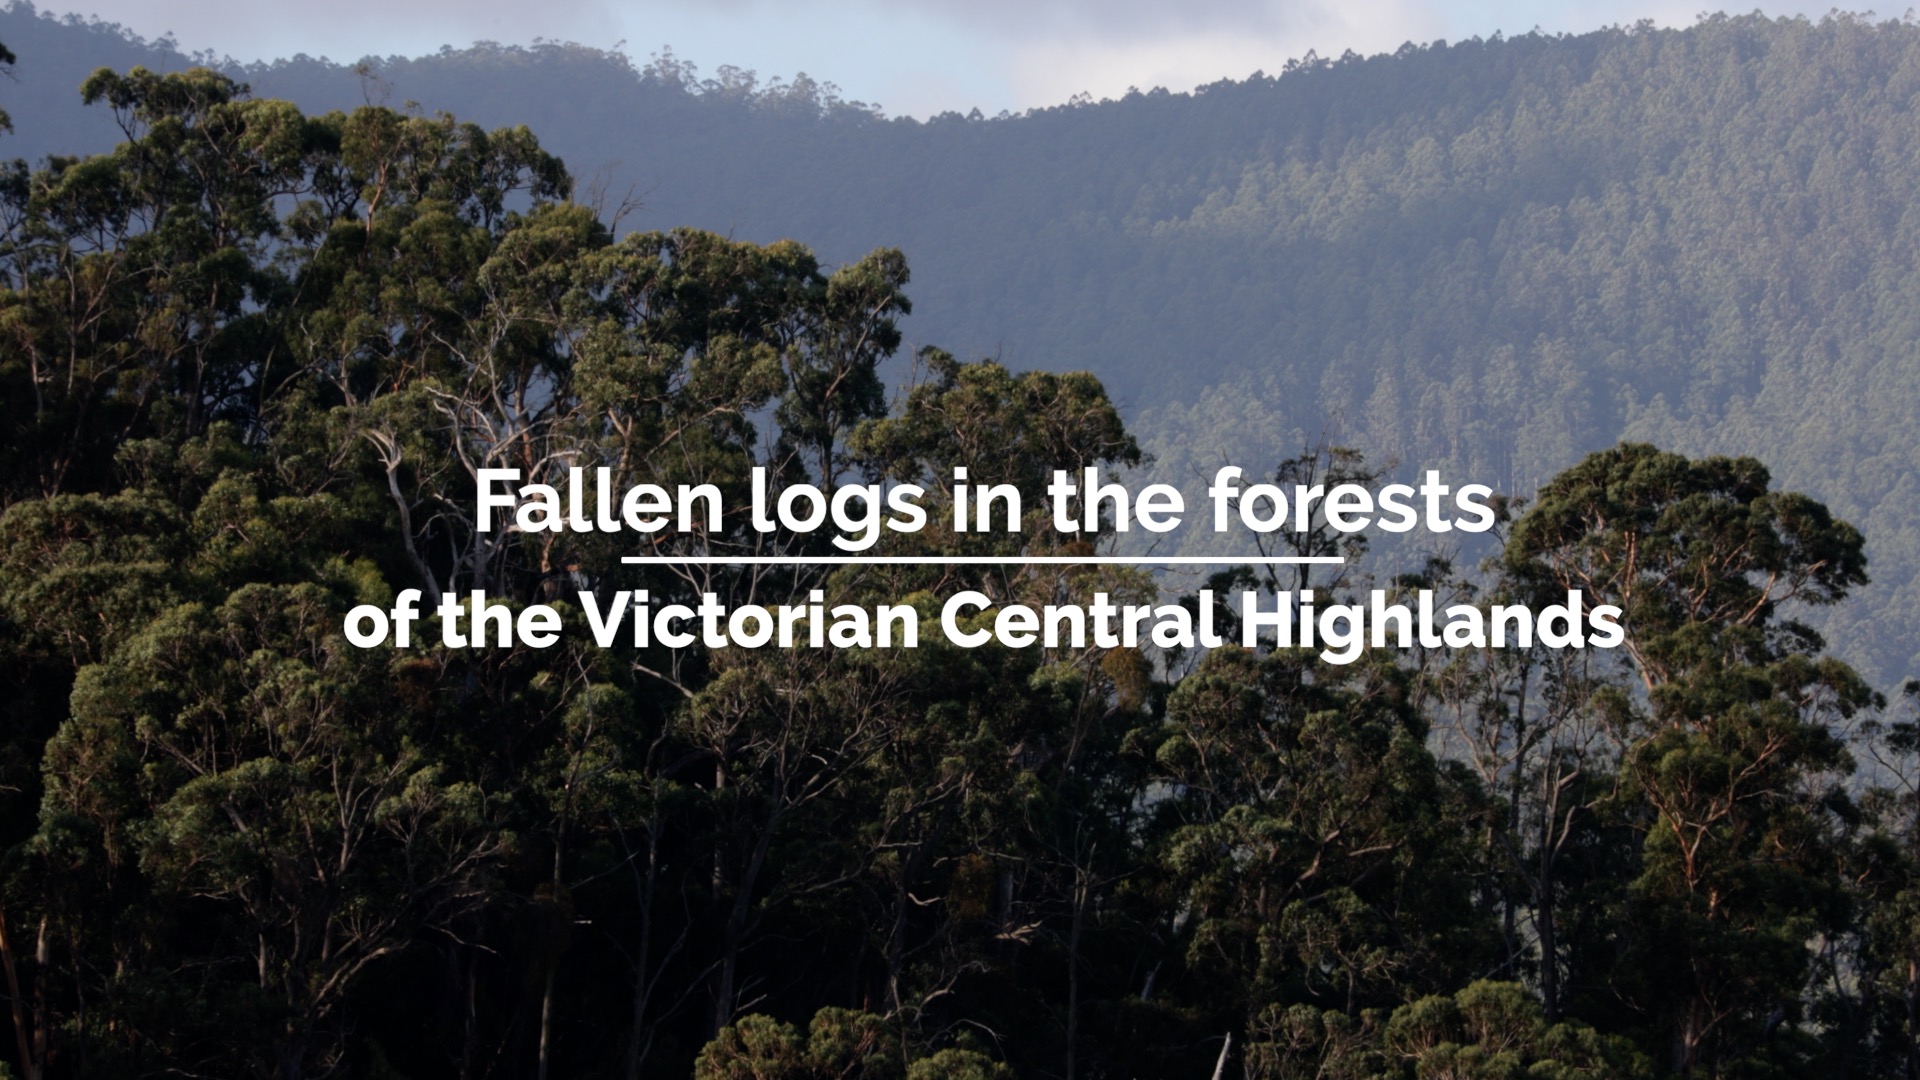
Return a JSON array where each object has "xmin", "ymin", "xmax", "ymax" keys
[
  {"xmin": 8, "ymin": 9, "xmax": 1920, "ymax": 1080},
  {"xmin": 2, "ymin": 4, "xmax": 1919, "ymax": 676}
]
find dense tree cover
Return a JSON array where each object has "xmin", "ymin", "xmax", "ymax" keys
[
  {"xmin": 3, "ymin": 9, "xmax": 1920, "ymax": 682},
  {"xmin": 24, "ymin": 7, "xmax": 1920, "ymax": 682},
  {"xmin": 0, "ymin": 59, "xmax": 1918, "ymax": 1080}
]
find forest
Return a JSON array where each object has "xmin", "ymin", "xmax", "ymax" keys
[
  {"xmin": 4, "ymin": 7, "xmax": 1920, "ymax": 679},
  {"xmin": 4, "ymin": 11, "xmax": 1920, "ymax": 1080}
]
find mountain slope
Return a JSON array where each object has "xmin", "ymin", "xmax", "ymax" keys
[{"xmin": 3, "ymin": 3, "xmax": 1918, "ymax": 677}]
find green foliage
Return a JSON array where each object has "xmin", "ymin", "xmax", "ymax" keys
[
  {"xmin": 0, "ymin": 29, "xmax": 1916, "ymax": 1080},
  {"xmin": 12, "ymin": 17, "xmax": 1920, "ymax": 681},
  {"xmin": 1378, "ymin": 981, "xmax": 1650, "ymax": 1079},
  {"xmin": 1505, "ymin": 444, "xmax": 1879, "ymax": 1074},
  {"xmin": 1240, "ymin": 982, "xmax": 1650, "ymax": 1078},
  {"xmin": 81, "ymin": 9, "xmax": 1920, "ymax": 682},
  {"xmin": 1149, "ymin": 645, "xmax": 1496, "ymax": 1021},
  {"xmin": 695, "ymin": 1009, "xmax": 899, "ymax": 1079},
  {"xmin": 693, "ymin": 1009, "xmax": 1012, "ymax": 1079}
]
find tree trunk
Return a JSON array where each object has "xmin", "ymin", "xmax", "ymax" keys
[
  {"xmin": 1905, "ymin": 957, "xmax": 1918, "ymax": 1080},
  {"xmin": 1066, "ymin": 867, "xmax": 1088, "ymax": 1080},
  {"xmin": 1538, "ymin": 884, "xmax": 1560, "ymax": 1022},
  {"xmin": 1537, "ymin": 805, "xmax": 1561, "ymax": 1022},
  {"xmin": 1209, "ymin": 1033, "xmax": 1233, "ymax": 1080},
  {"xmin": 714, "ymin": 807, "xmax": 779, "ymax": 1036},
  {"xmin": 0, "ymin": 902, "xmax": 38, "ymax": 1080},
  {"xmin": 624, "ymin": 816, "xmax": 663, "ymax": 1080},
  {"xmin": 537, "ymin": 965, "xmax": 557, "ymax": 1080}
]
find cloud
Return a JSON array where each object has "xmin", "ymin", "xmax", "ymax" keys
[
  {"xmin": 680, "ymin": 0, "xmax": 1430, "ymax": 46},
  {"xmin": 851, "ymin": 0, "xmax": 1299, "ymax": 41},
  {"xmin": 994, "ymin": 0, "xmax": 1446, "ymax": 106}
]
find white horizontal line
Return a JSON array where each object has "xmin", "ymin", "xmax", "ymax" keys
[{"xmin": 620, "ymin": 555, "xmax": 1344, "ymax": 565}]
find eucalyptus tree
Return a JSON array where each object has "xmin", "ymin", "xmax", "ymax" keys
[{"xmin": 1507, "ymin": 443, "xmax": 1877, "ymax": 1075}]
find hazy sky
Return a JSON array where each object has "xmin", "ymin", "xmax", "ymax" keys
[{"xmin": 60, "ymin": 0, "xmax": 1838, "ymax": 117}]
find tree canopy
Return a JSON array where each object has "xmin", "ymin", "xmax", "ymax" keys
[{"xmin": 0, "ymin": 39, "xmax": 1915, "ymax": 1080}]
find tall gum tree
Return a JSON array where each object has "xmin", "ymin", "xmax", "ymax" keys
[{"xmin": 1506, "ymin": 442, "xmax": 1879, "ymax": 1075}]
